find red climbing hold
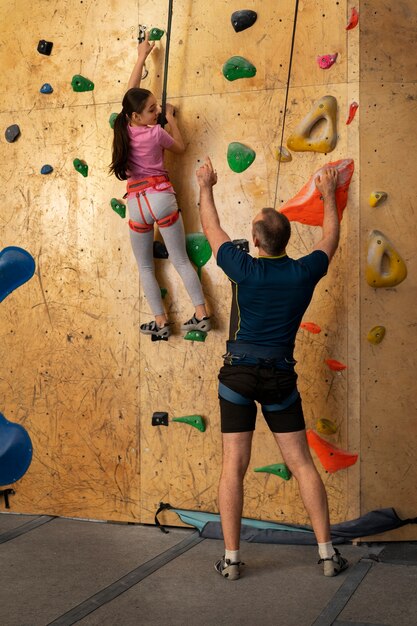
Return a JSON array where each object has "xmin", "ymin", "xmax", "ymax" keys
[
  {"xmin": 307, "ymin": 430, "xmax": 358, "ymax": 473},
  {"xmin": 300, "ymin": 322, "xmax": 321, "ymax": 334},
  {"xmin": 346, "ymin": 102, "xmax": 359, "ymax": 125},
  {"xmin": 317, "ymin": 53, "xmax": 338, "ymax": 70},
  {"xmin": 346, "ymin": 7, "xmax": 359, "ymax": 30},
  {"xmin": 279, "ymin": 159, "xmax": 354, "ymax": 227},
  {"xmin": 325, "ymin": 359, "xmax": 347, "ymax": 372}
]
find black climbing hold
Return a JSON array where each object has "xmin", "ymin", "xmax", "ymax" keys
[
  {"xmin": 40, "ymin": 165, "xmax": 53, "ymax": 175},
  {"xmin": 231, "ymin": 10, "xmax": 257, "ymax": 33},
  {"xmin": 232, "ymin": 239, "xmax": 249, "ymax": 253},
  {"xmin": 153, "ymin": 241, "xmax": 169, "ymax": 259},
  {"xmin": 5, "ymin": 124, "xmax": 20, "ymax": 143},
  {"xmin": 37, "ymin": 40, "xmax": 53, "ymax": 55},
  {"xmin": 40, "ymin": 83, "xmax": 53, "ymax": 94},
  {"xmin": 152, "ymin": 412, "xmax": 169, "ymax": 426}
]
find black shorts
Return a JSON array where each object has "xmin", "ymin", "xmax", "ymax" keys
[{"xmin": 218, "ymin": 363, "xmax": 305, "ymax": 433}]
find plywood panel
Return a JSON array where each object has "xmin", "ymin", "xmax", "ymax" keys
[
  {"xmin": 359, "ymin": 81, "xmax": 417, "ymax": 540},
  {"xmin": 0, "ymin": 101, "xmax": 140, "ymax": 521},
  {"xmin": 139, "ymin": 1, "xmax": 357, "ymax": 526}
]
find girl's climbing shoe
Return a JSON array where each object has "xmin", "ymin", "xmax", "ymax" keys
[
  {"xmin": 214, "ymin": 557, "xmax": 243, "ymax": 581},
  {"xmin": 140, "ymin": 320, "xmax": 171, "ymax": 339},
  {"xmin": 181, "ymin": 314, "xmax": 211, "ymax": 333},
  {"xmin": 318, "ymin": 549, "xmax": 349, "ymax": 577}
]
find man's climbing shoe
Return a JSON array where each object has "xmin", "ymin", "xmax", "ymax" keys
[
  {"xmin": 140, "ymin": 320, "xmax": 171, "ymax": 340},
  {"xmin": 181, "ymin": 314, "xmax": 211, "ymax": 333},
  {"xmin": 319, "ymin": 549, "xmax": 348, "ymax": 577},
  {"xmin": 214, "ymin": 557, "xmax": 243, "ymax": 581}
]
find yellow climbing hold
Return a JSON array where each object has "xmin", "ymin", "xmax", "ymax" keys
[
  {"xmin": 366, "ymin": 230, "xmax": 407, "ymax": 288},
  {"xmin": 274, "ymin": 146, "xmax": 292, "ymax": 162},
  {"xmin": 316, "ymin": 418, "xmax": 338, "ymax": 435},
  {"xmin": 369, "ymin": 191, "xmax": 387, "ymax": 207},
  {"xmin": 287, "ymin": 95, "xmax": 338, "ymax": 154},
  {"xmin": 367, "ymin": 326, "xmax": 386, "ymax": 344}
]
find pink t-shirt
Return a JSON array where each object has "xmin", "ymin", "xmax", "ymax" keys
[{"xmin": 127, "ymin": 124, "xmax": 175, "ymax": 183}]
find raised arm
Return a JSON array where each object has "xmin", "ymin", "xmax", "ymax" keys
[
  {"xmin": 196, "ymin": 157, "xmax": 231, "ymax": 258},
  {"xmin": 127, "ymin": 31, "xmax": 155, "ymax": 90},
  {"xmin": 313, "ymin": 167, "xmax": 339, "ymax": 261}
]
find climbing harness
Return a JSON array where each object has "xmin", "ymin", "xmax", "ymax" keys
[{"xmin": 127, "ymin": 176, "xmax": 179, "ymax": 233}]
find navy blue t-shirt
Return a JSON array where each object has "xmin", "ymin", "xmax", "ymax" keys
[{"xmin": 217, "ymin": 241, "xmax": 329, "ymax": 348}]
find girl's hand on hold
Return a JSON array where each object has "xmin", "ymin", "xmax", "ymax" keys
[
  {"xmin": 165, "ymin": 103, "xmax": 176, "ymax": 119},
  {"xmin": 196, "ymin": 157, "xmax": 218, "ymax": 188},
  {"xmin": 137, "ymin": 31, "xmax": 155, "ymax": 60}
]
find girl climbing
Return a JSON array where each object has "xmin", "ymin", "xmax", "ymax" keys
[{"xmin": 110, "ymin": 31, "xmax": 210, "ymax": 340}]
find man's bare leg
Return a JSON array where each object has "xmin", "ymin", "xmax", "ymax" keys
[
  {"xmin": 273, "ymin": 429, "xmax": 331, "ymax": 542},
  {"xmin": 218, "ymin": 431, "xmax": 253, "ymax": 550}
]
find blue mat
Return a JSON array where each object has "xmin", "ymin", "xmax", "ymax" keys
[
  {"xmin": 0, "ymin": 246, "xmax": 35, "ymax": 303},
  {"xmin": 156, "ymin": 503, "xmax": 417, "ymax": 544}
]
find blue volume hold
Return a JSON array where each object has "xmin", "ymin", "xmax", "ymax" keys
[
  {"xmin": 41, "ymin": 164, "xmax": 53, "ymax": 175},
  {"xmin": 40, "ymin": 83, "xmax": 53, "ymax": 94},
  {"xmin": 0, "ymin": 246, "xmax": 36, "ymax": 303}
]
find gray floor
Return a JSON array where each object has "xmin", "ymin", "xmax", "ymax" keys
[{"xmin": 1, "ymin": 513, "xmax": 416, "ymax": 626}]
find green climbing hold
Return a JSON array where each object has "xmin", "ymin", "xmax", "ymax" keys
[
  {"xmin": 172, "ymin": 415, "xmax": 206, "ymax": 432},
  {"xmin": 160, "ymin": 287, "xmax": 168, "ymax": 299},
  {"xmin": 222, "ymin": 56, "xmax": 256, "ymax": 81},
  {"xmin": 109, "ymin": 112, "xmax": 118, "ymax": 129},
  {"xmin": 149, "ymin": 27, "xmax": 165, "ymax": 41},
  {"xmin": 71, "ymin": 75, "xmax": 94, "ymax": 92},
  {"xmin": 227, "ymin": 142, "xmax": 256, "ymax": 173},
  {"xmin": 254, "ymin": 463, "xmax": 292, "ymax": 481},
  {"xmin": 73, "ymin": 159, "xmax": 88, "ymax": 177},
  {"xmin": 184, "ymin": 330, "xmax": 207, "ymax": 342},
  {"xmin": 186, "ymin": 233, "xmax": 212, "ymax": 279},
  {"xmin": 110, "ymin": 198, "xmax": 126, "ymax": 218}
]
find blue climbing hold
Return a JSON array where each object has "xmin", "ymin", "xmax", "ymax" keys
[
  {"xmin": 40, "ymin": 164, "xmax": 53, "ymax": 175},
  {"xmin": 40, "ymin": 83, "xmax": 53, "ymax": 94},
  {"xmin": 0, "ymin": 247, "xmax": 35, "ymax": 304},
  {"xmin": 0, "ymin": 412, "xmax": 33, "ymax": 486}
]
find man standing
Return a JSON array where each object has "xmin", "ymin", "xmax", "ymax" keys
[{"xmin": 196, "ymin": 157, "xmax": 348, "ymax": 580}]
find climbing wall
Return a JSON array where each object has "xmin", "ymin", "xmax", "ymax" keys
[
  {"xmin": 0, "ymin": 1, "xmax": 415, "ymax": 540},
  {"xmin": 358, "ymin": 1, "xmax": 417, "ymax": 540},
  {"xmin": 0, "ymin": 1, "xmax": 142, "ymax": 520}
]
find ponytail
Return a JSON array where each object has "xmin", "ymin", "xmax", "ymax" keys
[
  {"xmin": 109, "ymin": 111, "xmax": 130, "ymax": 180},
  {"xmin": 109, "ymin": 88, "xmax": 152, "ymax": 181}
]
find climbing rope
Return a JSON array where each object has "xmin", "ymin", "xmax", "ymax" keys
[
  {"xmin": 159, "ymin": 0, "xmax": 174, "ymax": 128},
  {"xmin": 273, "ymin": 0, "xmax": 300, "ymax": 208}
]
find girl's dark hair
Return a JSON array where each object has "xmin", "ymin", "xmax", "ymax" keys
[
  {"xmin": 253, "ymin": 208, "xmax": 291, "ymax": 255},
  {"xmin": 109, "ymin": 88, "xmax": 152, "ymax": 181}
]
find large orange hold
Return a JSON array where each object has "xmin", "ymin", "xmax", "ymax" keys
[
  {"xmin": 279, "ymin": 159, "xmax": 354, "ymax": 226},
  {"xmin": 306, "ymin": 430, "xmax": 358, "ymax": 473}
]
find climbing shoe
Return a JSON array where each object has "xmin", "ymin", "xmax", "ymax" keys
[
  {"xmin": 214, "ymin": 557, "xmax": 243, "ymax": 581},
  {"xmin": 140, "ymin": 320, "xmax": 171, "ymax": 339},
  {"xmin": 181, "ymin": 314, "xmax": 211, "ymax": 333},
  {"xmin": 319, "ymin": 549, "xmax": 348, "ymax": 577}
]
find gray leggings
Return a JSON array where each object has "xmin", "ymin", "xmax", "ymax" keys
[{"xmin": 127, "ymin": 190, "xmax": 205, "ymax": 317}]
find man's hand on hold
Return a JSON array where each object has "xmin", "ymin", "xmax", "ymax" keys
[
  {"xmin": 196, "ymin": 156, "xmax": 218, "ymax": 189},
  {"xmin": 315, "ymin": 167, "xmax": 338, "ymax": 198}
]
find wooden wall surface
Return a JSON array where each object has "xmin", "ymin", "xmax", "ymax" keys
[{"xmin": 0, "ymin": 1, "xmax": 415, "ymax": 540}]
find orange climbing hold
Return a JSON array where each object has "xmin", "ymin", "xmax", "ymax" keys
[
  {"xmin": 307, "ymin": 430, "xmax": 358, "ymax": 473},
  {"xmin": 279, "ymin": 159, "xmax": 354, "ymax": 226},
  {"xmin": 300, "ymin": 322, "xmax": 321, "ymax": 334},
  {"xmin": 325, "ymin": 359, "xmax": 347, "ymax": 371},
  {"xmin": 346, "ymin": 7, "xmax": 359, "ymax": 30},
  {"xmin": 346, "ymin": 102, "xmax": 359, "ymax": 125}
]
